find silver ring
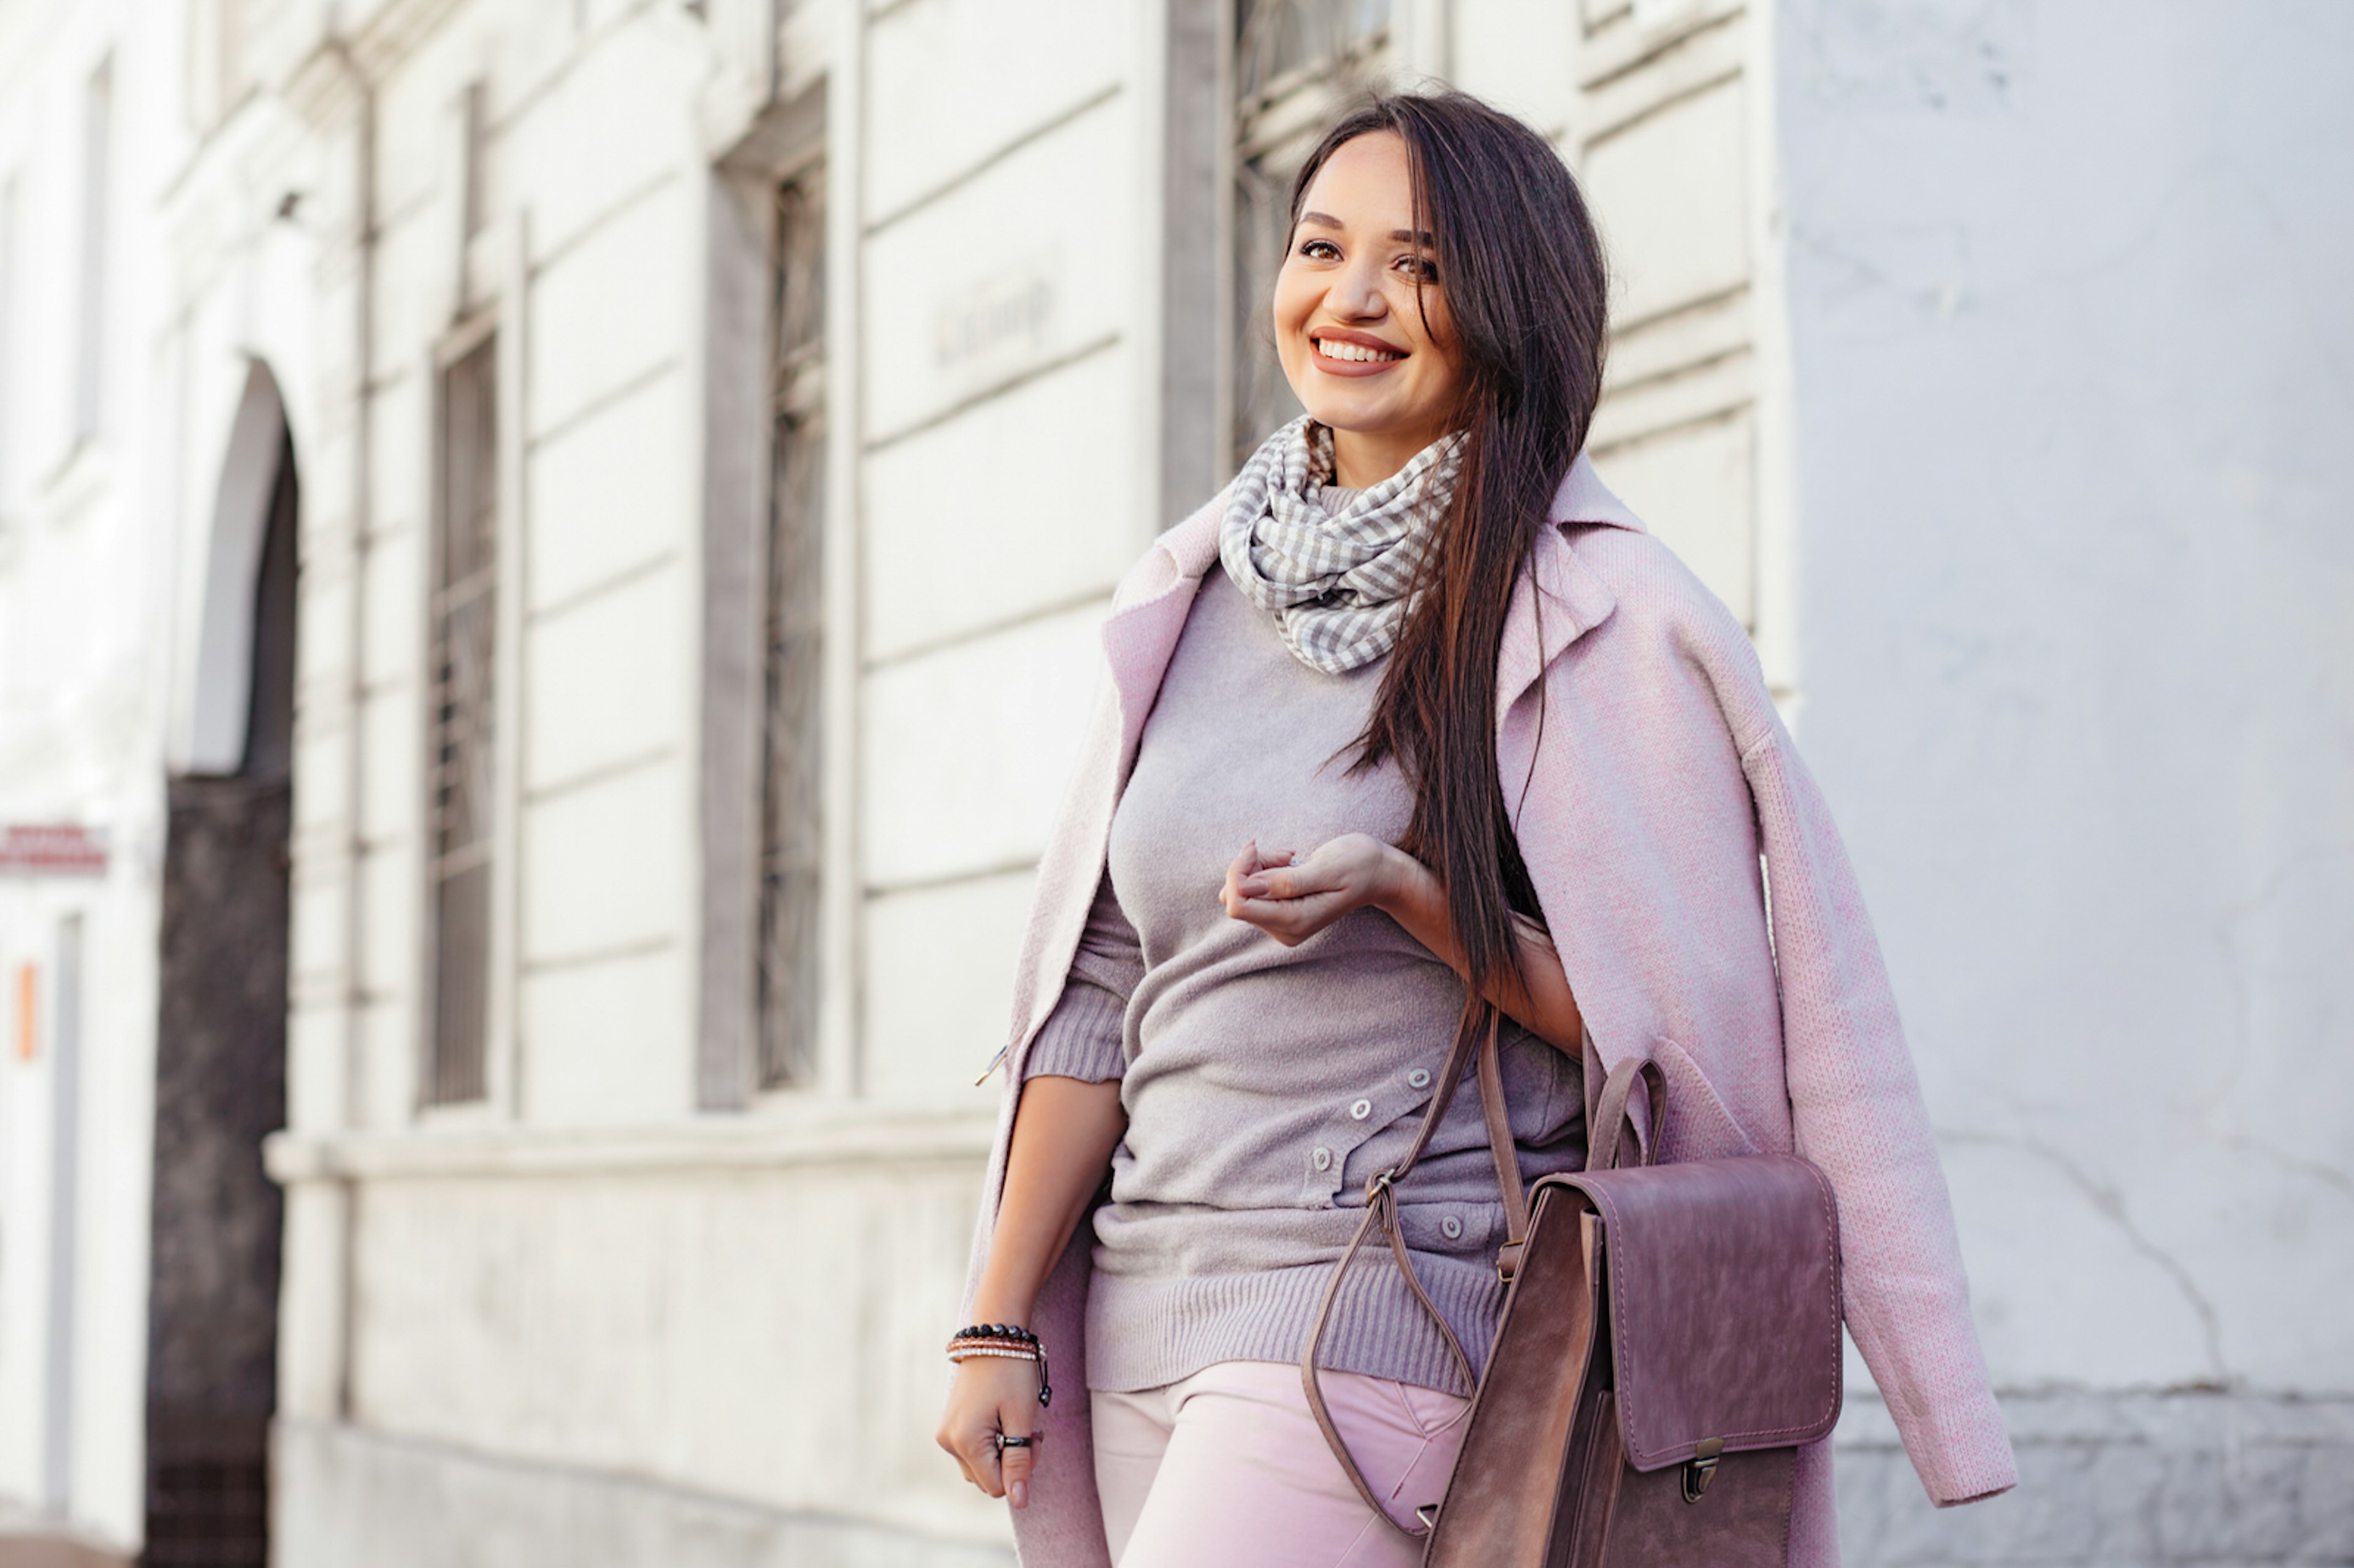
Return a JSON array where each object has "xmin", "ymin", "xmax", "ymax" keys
[{"xmin": 996, "ymin": 1433, "xmax": 1034, "ymax": 1451}]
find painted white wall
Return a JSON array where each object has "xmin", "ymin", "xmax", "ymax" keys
[
  {"xmin": 0, "ymin": 0, "xmax": 201, "ymax": 1547},
  {"xmin": 1771, "ymin": 0, "xmax": 2354, "ymax": 1395}
]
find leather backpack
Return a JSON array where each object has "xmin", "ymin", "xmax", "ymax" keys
[{"xmin": 1301, "ymin": 1016, "xmax": 1843, "ymax": 1567}]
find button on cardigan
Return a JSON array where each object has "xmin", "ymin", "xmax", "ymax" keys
[
  {"xmin": 1020, "ymin": 569, "xmax": 1583, "ymax": 1398},
  {"xmin": 966, "ymin": 455, "xmax": 2017, "ymax": 1568}
]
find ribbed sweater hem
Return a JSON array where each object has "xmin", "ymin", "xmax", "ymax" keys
[{"xmin": 1084, "ymin": 1254, "xmax": 1505, "ymax": 1396}]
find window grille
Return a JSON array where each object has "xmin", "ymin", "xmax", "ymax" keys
[
  {"xmin": 756, "ymin": 165, "xmax": 827, "ymax": 1090},
  {"xmin": 427, "ymin": 337, "xmax": 497, "ymax": 1105},
  {"xmin": 1230, "ymin": 1, "xmax": 1391, "ymax": 466}
]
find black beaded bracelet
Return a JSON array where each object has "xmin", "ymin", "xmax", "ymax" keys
[{"xmin": 952, "ymin": 1322, "xmax": 1040, "ymax": 1347}]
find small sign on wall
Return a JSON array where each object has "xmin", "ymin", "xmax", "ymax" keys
[{"xmin": 0, "ymin": 824, "xmax": 107, "ymax": 877}]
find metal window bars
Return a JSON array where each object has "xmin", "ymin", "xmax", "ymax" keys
[
  {"xmin": 757, "ymin": 166, "xmax": 827, "ymax": 1091},
  {"xmin": 427, "ymin": 335, "xmax": 497, "ymax": 1105}
]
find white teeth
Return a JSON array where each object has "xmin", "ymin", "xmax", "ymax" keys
[{"xmin": 1317, "ymin": 338, "xmax": 1402, "ymax": 363}]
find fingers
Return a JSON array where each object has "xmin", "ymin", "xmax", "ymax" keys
[
  {"xmin": 939, "ymin": 1369, "xmax": 1046, "ymax": 1506},
  {"xmin": 940, "ymin": 1365, "xmax": 1024, "ymax": 1499},
  {"xmin": 975, "ymin": 1437, "xmax": 1008, "ymax": 1500},
  {"xmin": 937, "ymin": 1414, "xmax": 994, "ymax": 1491},
  {"xmin": 1228, "ymin": 888, "xmax": 1350, "ymax": 947},
  {"xmin": 999, "ymin": 1415, "xmax": 1037, "ymax": 1510},
  {"xmin": 1236, "ymin": 850, "xmax": 1331, "ymax": 905},
  {"xmin": 1222, "ymin": 839, "xmax": 1296, "ymax": 917},
  {"xmin": 1225, "ymin": 840, "xmax": 1263, "ymax": 882}
]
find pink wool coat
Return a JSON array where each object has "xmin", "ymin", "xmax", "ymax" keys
[{"xmin": 964, "ymin": 456, "xmax": 2017, "ymax": 1566}]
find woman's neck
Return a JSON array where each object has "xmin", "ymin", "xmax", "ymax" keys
[{"xmin": 1328, "ymin": 424, "xmax": 1450, "ymax": 489}]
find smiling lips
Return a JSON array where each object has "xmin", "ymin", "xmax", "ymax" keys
[{"xmin": 1311, "ymin": 330, "xmax": 1406, "ymax": 376}]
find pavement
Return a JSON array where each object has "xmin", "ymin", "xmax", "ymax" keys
[{"xmin": 0, "ymin": 1535, "xmax": 131, "ymax": 1568}]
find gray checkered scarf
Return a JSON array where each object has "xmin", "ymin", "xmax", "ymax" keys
[{"xmin": 1218, "ymin": 417, "xmax": 1467, "ymax": 675}]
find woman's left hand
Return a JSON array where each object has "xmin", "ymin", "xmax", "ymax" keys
[
  {"xmin": 1220, "ymin": 834, "xmax": 1418, "ymax": 946},
  {"xmin": 1222, "ymin": 834, "xmax": 1585, "ymax": 1054}
]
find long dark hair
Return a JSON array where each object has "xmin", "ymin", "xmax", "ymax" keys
[{"xmin": 1291, "ymin": 92, "xmax": 1609, "ymax": 1000}]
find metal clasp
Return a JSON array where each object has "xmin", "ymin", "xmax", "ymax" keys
[{"xmin": 1681, "ymin": 1437, "xmax": 1724, "ymax": 1503}]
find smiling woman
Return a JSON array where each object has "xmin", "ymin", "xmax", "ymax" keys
[
  {"xmin": 937, "ymin": 94, "xmax": 1607, "ymax": 1566},
  {"xmin": 937, "ymin": 89, "xmax": 2010, "ymax": 1568},
  {"xmin": 1274, "ymin": 134, "xmax": 1463, "ymax": 484}
]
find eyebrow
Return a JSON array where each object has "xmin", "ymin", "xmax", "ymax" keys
[{"xmin": 1297, "ymin": 211, "xmax": 1436, "ymax": 245}]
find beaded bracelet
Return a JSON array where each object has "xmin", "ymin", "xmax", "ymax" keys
[
  {"xmin": 947, "ymin": 1324, "xmax": 1053, "ymax": 1408},
  {"xmin": 952, "ymin": 1323, "xmax": 1040, "ymax": 1346}
]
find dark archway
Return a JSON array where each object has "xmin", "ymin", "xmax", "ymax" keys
[{"xmin": 142, "ymin": 417, "xmax": 295, "ymax": 1567}]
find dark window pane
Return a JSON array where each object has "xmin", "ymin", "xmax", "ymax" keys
[{"xmin": 428, "ymin": 337, "xmax": 497, "ymax": 1105}]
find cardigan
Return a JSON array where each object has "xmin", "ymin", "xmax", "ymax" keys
[
  {"xmin": 1018, "ymin": 568, "xmax": 1586, "ymax": 1396},
  {"xmin": 963, "ymin": 454, "xmax": 2018, "ymax": 1567}
]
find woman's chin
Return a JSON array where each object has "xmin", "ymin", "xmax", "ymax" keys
[{"xmin": 1295, "ymin": 398, "xmax": 1396, "ymax": 438}]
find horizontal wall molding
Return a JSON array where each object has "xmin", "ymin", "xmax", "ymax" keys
[{"xmin": 263, "ymin": 1100, "xmax": 997, "ymax": 1183}]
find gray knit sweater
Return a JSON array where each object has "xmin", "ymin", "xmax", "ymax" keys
[{"xmin": 1022, "ymin": 566, "xmax": 1586, "ymax": 1396}]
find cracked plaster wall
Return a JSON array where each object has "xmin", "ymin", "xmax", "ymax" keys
[
  {"xmin": 1769, "ymin": 0, "xmax": 2354, "ymax": 1549},
  {"xmin": 1773, "ymin": 0, "xmax": 2354, "ymax": 1398}
]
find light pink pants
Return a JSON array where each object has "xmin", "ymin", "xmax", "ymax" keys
[{"xmin": 1092, "ymin": 1360, "xmax": 1473, "ymax": 1568}]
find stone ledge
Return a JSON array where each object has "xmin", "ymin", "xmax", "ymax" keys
[
  {"xmin": 273, "ymin": 1418, "xmax": 1012, "ymax": 1568},
  {"xmin": 264, "ymin": 1098, "xmax": 997, "ymax": 1184},
  {"xmin": 1837, "ymin": 1390, "xmax": 2354, "ymax": 1566},
  {"xmin": 1840, "ymin": 1388, "xmax": 2354, "ymax": 1450}
]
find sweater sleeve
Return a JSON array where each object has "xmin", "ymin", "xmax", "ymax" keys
[{"xmin": 1020, "ymin": 872, "xmax": 1144, "ymax": 1084}]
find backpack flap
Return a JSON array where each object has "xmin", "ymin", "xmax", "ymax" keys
[{"xmin": 1566, "ymin": 1154, "xmax": 1842, "ymax": 1471}]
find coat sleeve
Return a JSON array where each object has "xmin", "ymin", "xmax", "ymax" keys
[{"xmin": 1741, "ymin": 718, "xmax": 2018, "ymax": 1507}]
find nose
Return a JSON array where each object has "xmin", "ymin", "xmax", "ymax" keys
[{"xmin": 1328, "ymin": 251, "xmax": 1388, "ymax": 322}]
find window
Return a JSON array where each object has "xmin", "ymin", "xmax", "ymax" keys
[
  {"xmin": 44, "ymin": 915, "xmax": 83, "ymax": 1514},
  {"xmin": 426, "ymin": 337, "xmax": 498, "ymax": 1105},
  {"xmin": 756, "ymin": 164, "xmax": 826, "ymax": 1090},
  {"xmin": 75, "ymin": 56, "xmax": 112, "ymax": 445},
  {"xmin": 1230, "ymin": 1, "xmax": 1391, "ymax": 464},
  {"xmin": 0, "ymin": 177, "xmax": 17, "ymax": 497},
  {"xmin": 188, "ymin": 0, "xmax": 254, "ymax": 127},
  {"xmin": 1567, "ymin": 0, "xmax": 1764, "ymax": 628},
  {"xmin": 460, "ymin": 82, "xmax": 489, "ymax": 245}
]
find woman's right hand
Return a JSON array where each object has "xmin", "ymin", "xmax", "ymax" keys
[
  {"xmin": 937, "ymin": 1353, "xmax": 1043, "ymax": 1507},
  {"xmin": 940, "ymin": 1075, "xmax": 1124, "ymax": 1510}
]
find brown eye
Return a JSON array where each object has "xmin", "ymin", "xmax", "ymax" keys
[{"xmin": 1298, "ymin": 238, "xmax": 1341, "ymax": 261}]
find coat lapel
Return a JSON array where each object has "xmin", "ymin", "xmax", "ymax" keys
[
  {"xmin": 1102, "ymin": 493, "xmax": 1225, "ymax": 767},
  {"xmin": 1495, "ymin": 454, "xmax": 1643, "ymax": 718}
]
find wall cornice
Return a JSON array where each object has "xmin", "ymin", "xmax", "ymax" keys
[{"xmin": 280, "ymin": 0, "xmax": 470, "ymax": 129}]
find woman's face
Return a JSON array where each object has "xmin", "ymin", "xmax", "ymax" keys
[{"xmin": 1273, "ymin": 132, "xmax": 1464, "ymax": 481}]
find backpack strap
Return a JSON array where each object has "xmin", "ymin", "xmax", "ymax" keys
[{"xmin": 1298, "ymin": 1009, "xmax": 1514, "ymax": 1537}]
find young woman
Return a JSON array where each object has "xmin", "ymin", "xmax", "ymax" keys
[{"xmin": 938, "ymin": 92, "xmax": 2014, "ymax": 1568}]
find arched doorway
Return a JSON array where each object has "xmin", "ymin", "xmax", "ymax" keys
[{"xmin": 143, "ymin": 363, "xmax": 296, "ymax": 1567}]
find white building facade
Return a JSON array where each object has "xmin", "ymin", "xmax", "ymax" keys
[{"xmin": 0, "ymin": 0, "xmax": 2346, "ymax": 1563}]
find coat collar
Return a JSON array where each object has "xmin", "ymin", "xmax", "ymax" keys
[{"xmin": 1103, "ymin": 453, "xmax": 1644, "ymax": 746}]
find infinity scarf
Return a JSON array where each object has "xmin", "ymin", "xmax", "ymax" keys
[{"xmin": 1217, "ymin": 417, "xmax": 1467, "ymax": 675}]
